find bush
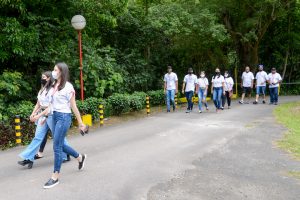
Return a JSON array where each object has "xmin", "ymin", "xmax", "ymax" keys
[
  {"xmin": 107, "ymin": 93, "xmax": 131, "ymax": 115},
  {"xmin": 76, "ymin": 97, "xmax": 101, "ymax": 120},
  {"xmin": 129, "ymin": 95, "xmax": 144, "ymax": 111},
  {"xmin": 147, "ymin": 90, "xmax": 165, "ymax": 105}
]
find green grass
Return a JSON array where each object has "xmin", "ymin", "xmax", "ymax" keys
[
  {"xmin": 274, "ymin": 102, "xmax": 300, "ymax": 159},
  {"xmin": 287, "ymin": 171, "xmax": 300, "ymax": 179}
]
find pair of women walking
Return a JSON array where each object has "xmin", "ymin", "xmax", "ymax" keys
[{"xmin": 18, "ymin": 62, "xmax": 88, "ymax": 189}]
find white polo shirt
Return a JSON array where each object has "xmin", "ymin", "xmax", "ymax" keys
[
  {"xmin": 224, "ymin": 77, "xmax": 234, "ymax": 91},
  {"xmin": 184, "ymin": 74, "xmax": 197, "ymax": 92},
  {"xmin": 242, "ymin": 72, "xmax": 254, "ymax": 87},
  {"xmin": 268, "ymin": 73, "xmax": 282, "ymax": 88},
  {"xmin": 52, "ymin": 82, "xmax": 75, "ymax": 113},
  {"xmin": 197, "ymin": 77, "xmax": 209, "ymax": 89},
  {"xmin": 212, "ymin": 75, "xmax": 225, "ymax": 88},
  {"xmin": 255, "ymin": 71, "xmax": 268, "ymax": 86},
  {"xmin": 164, "ymin": 72, "xmax": 178, "ymax": 90}
]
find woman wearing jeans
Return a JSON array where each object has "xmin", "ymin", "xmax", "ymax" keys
[
  {"xmin": 211, "ymin": 68, "xmax": 225, "ymax": 113},
  {"xmin": 43, "ymin": 62, "xmax": 88, "ymax": 189},
  {"xmin": 18, "ymin": 72, "xmax": 69, "ymax": 169},
  {"xmin": 222, "ymin": 71, "xmax": 234, "ymax": 109},
  {"xmin": 196, "ymin": 71, "xmax": 209, "ymax": 113}
]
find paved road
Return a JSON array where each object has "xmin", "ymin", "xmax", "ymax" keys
[{"xmin": 0, "ymin": 96, "xmax": 300, "ymax": 200}]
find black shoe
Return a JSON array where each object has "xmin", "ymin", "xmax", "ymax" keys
[
  {"xmin": 262, "ymin": 100, "xmax": 266, "ymax": 104},
  {"xmin": 34, "ymin": 154, "xmax": 43, "ymax": 160},
  {"xmin": 274, "ymin": 102, "xmax": 278, "ymax": 105},
  {"xmin": 173, "ymin": 106, "xmax": 176, "ymax": 112},
  {"xmin": 63, "ymin": 155, "xmax": 71, "ymax": 163},
  {"xmin": 18, "ymin": 160, "xmax": 33, "ymax": 168},
  {"xmin": 78, "ymin": 154, "xmax": 87, "ymax": 170},
  {"xmin": 253, "ymin": 101, "xmax": 258, "ymax": 104},
  {"xmin": 43, "ymin": 178, "xmax": 59, "ymax": 189},
  {"xmin": 167, "ymin": 110, "xmax": 170, "ymax": 113}
]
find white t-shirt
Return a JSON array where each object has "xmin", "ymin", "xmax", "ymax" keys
[
  {"xmin": 255, "ymin": 71, "xmax": 268, "ymax": 86},
  {"xmin": 197, "ymin": 77, "xmax": 209, "ymax": 89},
  {"xmin": 164, "ymin": 72, "xmax": 178, "ymax": 90},
  {"xmin": 37, "ymin": 87, "xmax": 54, "ymax": 107},
  {"xmin": 52, "ymin": 82, "xmax": 75, "ymax": 113},
  {"xmin": 242, "ymin": 72, "xmax": 254, "ymax": 87},
  {"xmin": 224, "ymin": 77, "xmax": 234, "ymax": 91},
  {"xmin": 212, "ymin": 75, "xmax": 225, "ymax": 88},
  {"xmin": 268, "ymin": 73, "xmax": 282, "ymax": 88},
  {"xmin": 184, "ymin": 74, "xmax": 197, "ymax": 92}
]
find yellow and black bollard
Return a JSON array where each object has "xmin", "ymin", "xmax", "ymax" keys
[
  {"xmin": 175, "ymin": 94, "xmax": 178, "ymax": 109},
  {"xmin": 146, "ymin": 96, "xmax": 150, "ymax": 115},
  {"xmin": 99, "ymin": 105, "xmax": 104, "ymax": 126},
  {"xmin": 15, "ymin": 115, "xmax": 21, "ymax": 145}
]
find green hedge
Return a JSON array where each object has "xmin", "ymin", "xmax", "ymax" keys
[{"xmin": 147, "ymin": 90, "xmax": 165, "ymax": 105}]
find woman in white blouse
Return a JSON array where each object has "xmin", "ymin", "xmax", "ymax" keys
[
  {"xmin": 211, "ymin": 68, "xmax": 225, "ymax": 113},
  {"xmin": 221, "ymin": 71, "xmax": 234, "ymax": 109}
]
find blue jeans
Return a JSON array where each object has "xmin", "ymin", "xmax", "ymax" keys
[
  {"xmin": 19, "ymin": 115, "xmax": 69, "ymax": 161},
  {"xmin": 198, "ymin": 88, "xmax": 208, "ymax": 111},
  {"xmin": 53, "ymin": 111, "xmax": 79, "ymax": 173},
  {"xmin": 213, "ymin": 87, "xmax": 223, "ymax": 109},
  {"xmin": 256, "ymin": 86, "xmax": 266, "ymax": 95},
  {"xmin": 166, "ymin": 89, "xmax": 175, "ymax": 111},
  {"xmin": 269, "ymin": 87, "xmax": 279, "ymax": 103},
  {"xmin": 185, "ymin": 91, "xmax": 194, "ymax": 110}
]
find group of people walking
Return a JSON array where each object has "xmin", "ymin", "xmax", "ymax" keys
[
  {"xmin": 164, "ymin": 64, "xmax": 282, "ymax": 113},
  {"xmin": 18, "ymin": 62, "xmax": 88, "ymax": 189},
  {"xmin": 164, "ymin": 66, "xmax": 235, "ymax": 113}
]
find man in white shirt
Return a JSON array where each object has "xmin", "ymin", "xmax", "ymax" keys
[
  {"xmin": 164, "ymin": 66, "xmax": 178, "ymax": 112},
  {"xmin": 253, "ymin": 64, "xmax": 269, "ymax": 104},
  {"xmin": 182, "ymin": 68, "xmax": 197, "ymax": 113},
  {"xmin": 268, "ymin": 68, "xmax": 282, "ymax": 105},
  {"xmin": 239, "ymin": 66, "xmax": 254, "ymax": 104}
]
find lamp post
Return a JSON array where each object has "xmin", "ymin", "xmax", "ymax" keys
[{"xmin": 71, "ymin": 15, "xmax": 86, "ymax": 101}]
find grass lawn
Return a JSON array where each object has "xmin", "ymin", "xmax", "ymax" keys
[{"xmin": 274, "ymin": 101, "xmax": 300, "ymax": 159}]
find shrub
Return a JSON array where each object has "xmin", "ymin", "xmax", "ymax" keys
[
  {"xmin": 147, "ymin": 90, "xmax": 165, "ymax": 105},
  {"xmin": 129, "ymin": 94, "xmax": 144, "ymax": 111},
  {"xmin": 107, "ymin": 93, "xmax": 131, "ymax": 115},
  {"xmin": 76, "ymin": 97, "xmax": 101, "ymax": 120}
]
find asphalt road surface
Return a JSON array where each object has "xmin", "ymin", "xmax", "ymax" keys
[{"xmin": 0, "ymin": 96, "xmax": 300, "ymax": 200}]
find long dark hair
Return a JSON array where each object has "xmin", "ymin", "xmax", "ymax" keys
[
  {"xmin": 54, "ymin": 62, "xmax": 70, "ymax": 91},
  {"xmin": 39, "ymin": 71, "xmax": 54, "ymax": 96}
]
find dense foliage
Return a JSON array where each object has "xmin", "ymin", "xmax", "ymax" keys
[{"xmin": 1, "ymin": 0, "xmax": 300, "ymax": 148}]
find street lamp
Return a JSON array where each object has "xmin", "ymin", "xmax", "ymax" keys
[{"xmin": 71, "ymin": 15, "xmax": 86, "ymax": 101}]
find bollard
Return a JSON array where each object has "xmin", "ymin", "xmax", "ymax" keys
[
  {"xmin": 175, "ymin": 94, "xmax": 178, "ymax": 109},
  {"xmin": 99, "ymin": 105, "xmax": 104, "ymax": 126},
  {"xmin": 146, "ymin": 96, "xmax": 150, "ymax": 115},
  {"xmin": 15, "ymin": 115, "xmax": 21, "ymax": 145}
]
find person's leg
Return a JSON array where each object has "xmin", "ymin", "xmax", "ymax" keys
[
  {"xmin": 19, "ymin": 117, "xmax": 50, "ymax": 162},
  {"xmin": 38, "ymin": 131, "xmax": 48, "ymax": 154},
  {"xmin": 269, "ymin": 88, "xmax": 274, "ymax": 103},
  {"xmin": 226, "ymin": 91, "xmax": 231, "ymax": 107},
  {"xmin": 221, "ymin": 91, "xmax": 226, "ymax": 108},
  {"xmin": 274, "ymin": 87, "xmax": 279, "ymax": 104},
  {"xmin": 213, "ymin": 88, "xmax": 218, "ymax": 108},
  {"xmin": 166, "ymin": 90, "xmax": 171, "ymax": 112},
  {"xmin": 240, "ymin": 87, "xmax": 245, "ymax": 103},
  {"xmin": 247, "ymin": 88, "xmax": 252, "ymax": 103},
  {"xmin": 262, "ymin": 86, "xmax": 266, "ymax": 103},
  {"xmin": 189, "ymin": 91, "xmax": 194, "ymax": 111},
  {"xmin": 185, "ymin": 92, "xmax": 189, "ymax": 110},
  {"xmin": 217, "ymin": 88, "xmax": 222, "ymax": 109},
  {"xmin": 170, "ymin": 89, "xmax": 175, "ymax": 111},
  {"xmin": 255, "ymin": 86, "xmax": 260, "ymax": 102},
  {"xmin": 198, "ymin": 89, "xmax": 202, "ymax": 111}
]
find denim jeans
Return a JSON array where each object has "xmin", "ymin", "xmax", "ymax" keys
[
  {"xmin": 198, "ymin": 88, "xmax": 208, "ymax": 111},
  {"xmin": 19, "ymin": 115, "xmax": 69, "ymax": 161},
  {"xmin": 53, "ymin": 111, "xmax": 79, "ymax": 173},
  {"xmin": 166, "ymin": 89, "xmax": 175, "ymax": 111},
  {"xmin": 269, "ymin": 87, "xmax": 279, "ymax": 103},
  {"xmin": 185, "ymin": 91, "xmax": 194, "ymax": 110},
  {"xmin": 213, "ymin": 87, "xmax": 223, "ymax": 109}
]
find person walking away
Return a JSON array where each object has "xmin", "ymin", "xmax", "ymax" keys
[
  {"xmin": 239, "ymin": 66, "xmax": 254, "ymax": 104},
  {"xmin": 196, "ymin": 71, "xmax": 209, "ymax": 113},
  {"xmin": 222, "ymin": 71, "xmax": 234, "ymax": 109},
  {"xmin": 164, "ymin": 66, "xmax": 178, "ymax": 112},
  {"xmin": 253, "ymin": 64, "xmax": 268, "ymax": 104},
  {"xmin": 182, "ymin": 68, "xmax": 197, "ymax": 113},
  {"xmin": 268, "ymin": 68, "xmax": 282, "ymax": 105},
  {"xmin": 211, "ymin": 68, "xmax": 225, "ymax": 113},
  {"xmin": 43, "ymin": 62, "xmax": 88, "ymax": 189}
]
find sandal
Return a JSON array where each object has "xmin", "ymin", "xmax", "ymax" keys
[{"xmin": 34, "ymin": 154, "xmax": 43, "ymax": 160}]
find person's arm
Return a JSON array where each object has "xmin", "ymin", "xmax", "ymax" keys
[
  {"xmin": 175, "ymin": 80, "xmax": 178, "ymax": 94},
  {"xmin": 30, "ymin": 101, "xmax": 41, "ymax": 122},
  {"xmin": 222, "ymin": 82, "xmax": 225, "ymax": 95},
  {"xmin": 182, "ymin": 82, "xmax": 185, "ymax": 94},
  {"xmin": 70, "ymin": 95, "xmax": 86, "ymax": 130},
  {"xmin": 164, "ymin": 81, "xmax": 167, "ymax": 94}
]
